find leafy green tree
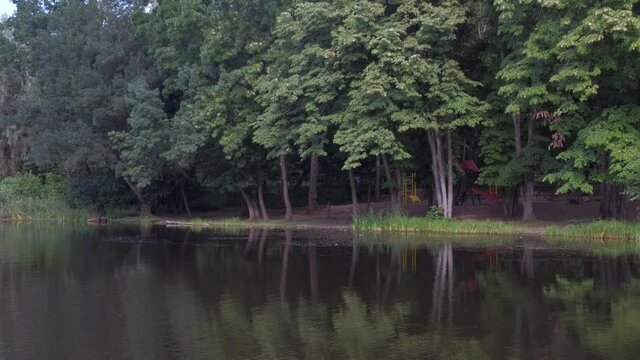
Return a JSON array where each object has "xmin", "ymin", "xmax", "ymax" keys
[
  {"xmin": 7, "ymin": 0, "xmax": 152, "ymax": 212},
  {"xmin": 109, "ymin": 79, "xmax": 170, "ymax": 214},
  {"xmin": 193, "ymin": 0, "xmax": 291, "ymax": 219},
  {"xmin": 254, "ymin": 2, "xmax": 340, "ymax": 217},
  {"xmin": 332, "ymin": 0, "xmax": 487, "ymax": 217},
  {"xmin": 542, "ymin": 0, "xmax": 640, "ymax": 217},
  {"xmin": 487, "ymin": 0, "xmax": 570, "ymax": 220}
]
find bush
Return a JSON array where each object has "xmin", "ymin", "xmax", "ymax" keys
[
  {"xmin": 425, "ymin": 206, "xmax": 444, "ymax": 220},
  {"xmin": 0, "ymin": 173, "xmax": 89, "ymax": 221}
]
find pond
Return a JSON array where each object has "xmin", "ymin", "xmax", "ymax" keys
[{"xmin": 0, "ymin": 224, "xmax": 639, "ymax": 359}]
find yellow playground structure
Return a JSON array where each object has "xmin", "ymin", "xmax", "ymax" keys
[{"xmin": 402, "ymin": 173, "xmax": 421, "ymax": 205}]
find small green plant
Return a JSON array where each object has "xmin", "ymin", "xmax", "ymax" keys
[{"xmin": 425, "ymin": 206, "xmax": 444, "ymax": 220}]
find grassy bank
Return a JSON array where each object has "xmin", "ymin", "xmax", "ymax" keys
[
  {"xmin": 0, "ymin": 197, "xmax": 92, "ymax": 222},
  {"xmin": 0, "ymin": 173, "xmax": 94, "ymax": 222},
  {"xmin": 161, "ymin": 217, "xmax": 339, "ymax": 230},
  {"xmin": 353, "ymin": 213, "xmax": 518, "ymax": 235},
  {"xmin": 545, "ymin": 220, "xmax": 640, "ymax": 241}
]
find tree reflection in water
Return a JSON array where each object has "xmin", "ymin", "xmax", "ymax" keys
[{"xmin": 0, "ymin": 225, "xmax": 639, "ymax": 359}]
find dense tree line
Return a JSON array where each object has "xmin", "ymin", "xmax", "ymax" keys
[{"xmin": 0, "ymin": 0, "xmax": 637, "ymax": 220}]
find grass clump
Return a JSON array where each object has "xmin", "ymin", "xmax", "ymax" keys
[
  {"xmin": 0, "ymin": 173, "xmax": 91, "ymax": 222},
  {"xmin": 545, "ymin": 220, "xmax": 640, "ymax": 241},
  {"xmin": 353, "ymin": 211, "xmax": 516, "ymax": 235}
]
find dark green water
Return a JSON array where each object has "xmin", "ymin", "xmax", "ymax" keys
[{"xmin": 0, "ymin": 224, "xmax": 639, "ymax": 359}]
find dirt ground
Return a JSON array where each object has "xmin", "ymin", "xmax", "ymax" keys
[
  {"xmin": 124, "ymin": 195, "xmax": 637, "ymax": 231},
  {"xmin": 203, "ymin": 197, "xmax": 636, "ymax": 225}
]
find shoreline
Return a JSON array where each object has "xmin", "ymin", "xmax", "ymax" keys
[
  {"xmin": 113, "ymin": 215, "xmax": 638, "ymax": 242},
  {"xmin": 1, "ymin": 208, "xmax": 637, "ymax": 242}
]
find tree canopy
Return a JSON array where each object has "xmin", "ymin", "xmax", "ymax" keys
[{"xmin": 0, "ymin": 0, "xmax": 637, "ymax": 220}]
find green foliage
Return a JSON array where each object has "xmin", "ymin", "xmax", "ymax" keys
[
  {"xmin": 109, "ymin": 79, "xmax": 170, "ymax": 189},
  {"xmin": 545, "ymin": 221, "xmax": 640, "ymax": 242},
  {"xmin": 0, "ymin": 0, "xmax": 638, "ymax": 221},
  {"xmin": 0, "ymin": 173, "xmax": 89, "ymax": 220},
  {"xmin": 425, "ymin": 206, "xmax": 445, "ymax": 220},
  {"xmin": 353, "ymin": 212, "xmax": 516, "ymax": 234}
]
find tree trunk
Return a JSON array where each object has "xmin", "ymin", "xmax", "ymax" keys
[
  {"xmin": 427, "ymin": 131, "xmax": 443, "ymax": 208},
  {"xmin": 257, "ymin": 180, "xmax": 269, "ymax": 220},
  {"xmin": 520, "ymin": 181, "xmax": 536, "ymax": 221},
  {"xmin": 446, "ymin": 131, "xmax": 454, "ymax": 219},
  {"xmin": 375, "ymin": 155, "xmax": 381, "ymax": 202},
  {"xmin": 600, "ymin": 182, "xmax": 622, "ymax": 219},
  {"xmin": 252, "ymin": 198, "xmax": 262, "ymax": 220},
  {"xmin": 521, "ymin": 115, "xmax": 536, "ymax": 220},
  {"xmin": 435, "ymin": 133, "xmax": 449, "ymax": 216},
  {"xmin": 381, "ymin": 154, "xmax": 398, "ymax": 209},
  {"xmin": 125, "ymin": 179, "xmax": 150, "ymax": 215},
  {"xmin": 308, "ymin": 152, "xmax": 319, "ymax": 212},
  {"xmin": 513, "ymin": 115, "xmax": 522, "ymax": 153},
  {"xmin": 349, "ymin": 170, "xmax": 359, "ymax": 218},
  {"xmin": 427, "ymin": 130, "xmax": 453, "ymax": 218},
  {"xmin": 179, "ymin": 184, "xmax": 191, "ymax": 217},
  {"xmin": 279, "ymin": 154, "xmax": 293, "ymax": 221},
  {"xmin": 513, "ymin": 114, "xmax": 537, "ymax": 221},
  {"xmin": 240, "ymin": 188, "xmax": 256, "ymax": 221}
]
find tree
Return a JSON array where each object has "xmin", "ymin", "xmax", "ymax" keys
[
  {"xmin": 331, "ymin": 1, "xmax": 410, "ymax": 209},
  {"xmin": 332, "ymin": 0, "xmax": 487, "ymax": 218},
  {"xmin": 109, "ymin": 79, "xmax": 170, "ymax": 214},
  {"xmin": 6, "ymin": 0, "xmax": 153, "ymax": 212},
  {"xmin": 253, "ymin": 2, "xmax": 341, "ymax": 216},
  {"xmin": 543, "ymin": 1, "xmax": 640, "ymax": 218}
]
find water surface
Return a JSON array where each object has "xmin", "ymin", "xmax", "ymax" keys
[{"xmin": 0, "ymin": 224, "xmax": 638, "ymax": 359}]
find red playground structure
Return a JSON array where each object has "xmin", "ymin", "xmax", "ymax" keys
[{"xmin": 456, "ymin": 160, "xmax": 503, "ymax": 205}]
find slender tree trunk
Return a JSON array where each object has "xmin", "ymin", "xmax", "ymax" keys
[
  {"xmin": 240, "ymin": 188, "xmax": 256, "ymax": 221},
  {"xmin": 513, "ymin": 115, "xmax": 522, "ymax": 153},
  {"xmin": 427, "ymin": 130, "xmax": 453, "ymax": 218},
  {"xmin": 257, "ymin": 180, "xmax": 269, "ymax": 220},
  {"xmin": 520, "ymin": 115, "xmax": 536, "ymax": 221},
  {"xmin": 179, "ymin": 184, "xmax": 191, "ymax": 217},
  {"xmin": 375, "ymin": 155, "xmax": 381, "ymax": 202},
  {"xmin": 279, "ymin": 154, "xmax": 293, "ymax": 221},
  {"xmin": 125, "ymin": 179, "xmax": 150, "ymax": 215},
  {"xmin": 436, "ymin": 134, "xmax": 448, "ymax": 211},
  {"xmin": 512, "ymin": 114, "xmax": 536, "ymax": 220},
  {"xmin": 446, "ymin": 131, "xmax": 454, "ymax": 219},
  {"xmin": 349, "ymin": 170, "xmax": 359, "ymax": 218},
  {"xmin": 252, "ymin": 197, "xmax": 262, "ymax": 220},
  {"xmin": 435, "ymin": 134, "xmax": 449, "ymax": 217},
  {"xmin": 381, "ymin": 154, "xmax": 398, "ymax": 209},
  {"xmin": 308, "ymin": 152, "xmax": 319, "ymax": 212},
  {"xmin": 427, "ymin": 131, "xmax": 443, "ymax": 207}
]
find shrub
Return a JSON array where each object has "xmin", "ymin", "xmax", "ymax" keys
[
  {"xmin": 0, "ymin": 173, "xmax": 89, "ymax": 221},
  {"xmin": 425, "ymin": 206, "xmax": 444, "ymax": 220}
]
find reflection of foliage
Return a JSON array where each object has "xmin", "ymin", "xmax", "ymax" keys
[
  {"xmin": 544, "ymin": 276, "xmax": 640, "ymax": 359},
  {"xmin": 544, "ymin": 276, "xmax": 595, "ymax": 304},
  {"xmin": 583, "ymin": 297, "xmax": 640, "ymax": 359}
]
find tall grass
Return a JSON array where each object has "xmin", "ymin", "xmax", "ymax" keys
[
  {"xmin": 0, "ymin": 173, "xmax": 92, "ymax": 222},
  {"xmin": 353, "ymin": 212, "xmax": 517, "ymax": 235},
  {"xmin": 545, "ymin": 221, "xmax": 640, "ymax": 241},
  {"xmin": 0, "ymin": 197, "xmax": 92, "ymax": 222}
]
